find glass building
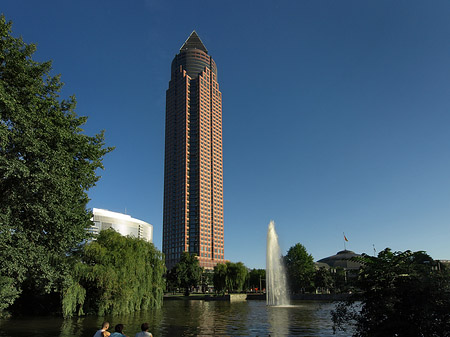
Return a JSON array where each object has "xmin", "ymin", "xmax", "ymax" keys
[
  {"xmin": 163, "ymin": 31, "xmax": 224, "ymax": 270},
  {"xmin": 90, "ymin": 208, "xmax": 153, "ymax": 242}
]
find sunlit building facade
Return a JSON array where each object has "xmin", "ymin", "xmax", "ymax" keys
[
  {"xmin": 90, "ymin": 208, "xmax": 153, "ymax": 242},
  {"xmin": 163, "ymin": 31, "xmax": 224, "ymax": 270}
]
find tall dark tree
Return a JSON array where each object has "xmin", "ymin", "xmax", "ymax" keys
[
  {"xmin": 284, "ymin": 243, "xmax": 315, "ymax": 293},
  {"xmin": 201, "ymin": 270, "xmax": 214, "ymax": 293},
  {"xmin": 332, "ymin": 248, "xmax": 450, "ymax": 337},
  {"xmin": 314, "ymin": 267, "xmax": 333, "ymax": 293},
  {"xmin": 248, "ymin": 268, "xmax": 266, "ymax": 292},
  {"xmin": 170, "ymin": 252, "xmax": 203, "ymax": 296},
  {"xmin": 328, "ymin": 266, "xmax": 358, "ymax": 293},
  {"xmin": 0, "ymin": 16, "xmax": 112, "ymax": 314}
]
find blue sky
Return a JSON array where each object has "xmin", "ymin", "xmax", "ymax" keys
[{"xmin": 3, "ymin": 0, "xmax": 450, "ymax": 268}]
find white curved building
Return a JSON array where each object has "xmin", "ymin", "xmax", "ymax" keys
[{"xmin": 90, "ymin": 208, "xmax": 153, "ymax": 243}]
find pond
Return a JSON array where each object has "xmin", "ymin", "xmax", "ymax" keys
[{"xmin": 0, "ymin": 300, "xmax": 351, "ymax": 336}]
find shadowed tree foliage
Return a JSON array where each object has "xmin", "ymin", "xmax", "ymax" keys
[
  {"xmin": 213, "ymin": 262, "xmax": 228, "ymax": 295},
  {"xmin": 201, "ymin": 270, "xmax": 214, "ymax": 293},
  {"xmin": 328, "ymin": 266, "xmax": 359, "ymax": 294},
  {"xmin": 0, "ymin": 15, "xmax": 112, "ymax": 315},
  {"xmin": 332, "ymin": 248, "xmax": 450, "ymax": 337},
  {"xmin": 284, "ymin": 243, "xmax": 315, "ymax": 293},
  {"xmin": 248, "ymin": 268, "xmax": 266, "ymax": 291},
  {"xmin": 314, "ymin": 266, "xmax": 333, "ymax": 293},
  {"xmin": 168, "ymin": 252, "xmax": 203, "ymax": 296},
  {"xmin": 62, "ymin": 229, "xmax": 165, "ymax": 317}
]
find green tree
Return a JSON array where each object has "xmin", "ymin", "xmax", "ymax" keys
[
  {"xmin": 332, "ymin": 248, "xmax": 450, "ymax": 337},
  {"xmin": 0, "ymin": 16, "xmax": 112, "ymax": 315},
  {"xmin": 62, "ymin": 229, "xmax": 165, "ymax": 317},
  {"xmin": 330, "ymin": 267, "xmax": 348, "ymax": 293},
  {"xmin": 213, "ymin": 262, "xmax": 248, "ymax": 294},
  {"xmin": 284, "ymin": 243, "xmax": 315, "ymax": 293},
  {"xmin": 165, "ymin": 267, "xmax": 178, "ymax": 294},
  {"xmin": 248, "ymin": 268, "xmax": 266, "ymax": 292},
  {"xmin": 226, "ymin": 262, "xmax": 248, "ymax": 293},
  {"xmin": 169, "ymin": 252, "xmax": 203, "ymax": 296},
  {"xmin": 213, "ymin": 262, "xmax": 228, "ymax": 295},
  {"xmin": 201, "ymin": 270, "xmax": 213, "ymax": 293},
  {"xmin": 314, "ymin": 267, "xmax": 333, "ymax": 294}
]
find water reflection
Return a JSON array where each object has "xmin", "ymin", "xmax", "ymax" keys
[
  {"xmin": 268, "ymin": 305, "xmax": 290, "ymax": 336},
  {"xmin": 267, "ymin": 302, "xmax": 339, "ymax": 336},
  {"xmin": 0, "ymin": 300, "xmax": 350, "ymax": 337},
  {"xmin": 59, "ymin": 318, "xmax": 83, "ymax": 337}
]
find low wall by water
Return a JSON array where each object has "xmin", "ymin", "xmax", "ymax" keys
[
  {"xmin": 291, "ymin": 293, "xmax": 351, "ymax": 301},
  {"xmin": 229, "ymin": 294, "xmax": 247, "ymax": 302},
  {"xmin": 246, "ymin": 294, "xmax": 265, "ymax": 300},
  {"xmin": 164, "ymin": 293, "xmax": 351, "ymax": 302},
  {"xmin": 246, "ymin": 293, "xmax": 351, "ymax": 301},
  {"xmin": 164, "ymin": 294, "xmax": 247, "ymax": 301},
  {"xmin": 204, "ymin": 294, "xmax": 246, "ymax": 301}
]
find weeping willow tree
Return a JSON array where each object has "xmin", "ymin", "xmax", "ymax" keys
[
  {"xmin": 213, "ymin": 262, "xmax": 248, "ymax": 294},
  {"xmin": 62, "ymin": 229, "xmax": 165, "ymax": 317}
]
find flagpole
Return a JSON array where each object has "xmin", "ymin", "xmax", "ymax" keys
[{"xmin": 343, "ymin": 232, "xmax": 346, "ymax": 250}]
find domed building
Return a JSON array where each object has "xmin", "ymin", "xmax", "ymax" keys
[{"xmin": 317, "ymin": 250, "xmax": 362, "ymax": 270}]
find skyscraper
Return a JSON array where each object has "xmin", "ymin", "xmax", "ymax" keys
[{"xmin": 163, "ymin": 31, "xmax": 224, "ymax": 270}]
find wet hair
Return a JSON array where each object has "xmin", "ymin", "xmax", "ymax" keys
[
  {"xmin": 102, "ymin": 322, "xmax": 109, "ymax": 329},
  {"xmin": 141, "ymin": 323, "xmax": 149, "ymax": 331},
  {"xmin": 114, "ymin": 324, "xmax": 124, "ymax": 333}
]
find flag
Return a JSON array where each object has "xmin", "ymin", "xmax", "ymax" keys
[{"xmin": 344, "ymin": 233, "xmax": 348, "ymax": 242}]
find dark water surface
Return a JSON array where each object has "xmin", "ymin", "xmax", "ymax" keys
[{"xmin": 0, "ymin": 300, "xmax": 350, "ymax": 336}]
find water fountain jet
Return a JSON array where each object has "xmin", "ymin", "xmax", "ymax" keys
[{"xmin": 266, "ymin": 220, "xmax": 290, "ymax": 306}]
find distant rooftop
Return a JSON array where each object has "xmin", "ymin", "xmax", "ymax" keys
[
  {"xmin": 317, "ymin": 250, "xmax": 362, "ymax": 270},
  {"xmin": 180, "ymin": 31, "xmax": 208, "ymax": 53},
  {"xmin": 92, "ymin": 208, "xmax": 150, "ymax": 226}
]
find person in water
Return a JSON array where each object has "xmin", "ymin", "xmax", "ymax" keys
[
  {"xmin": 134, "ymin": 322, "xmax": 153, "ymax": 337},
  {"xmin": 93, "ymin": 322, "xmax": 110, "ymax": 337},
  {"xmin": 110, "ymin": 324, "xmax": 128, "ymax": 337}
]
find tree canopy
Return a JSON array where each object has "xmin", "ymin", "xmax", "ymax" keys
[
  {"xmin": 0, "ymin": 15, "xmax": 112, "ymax": 314},
  {"xmin": 332, "ymin": 248, "xmax": 450, "ymax": 337},
  {"xmin": 284, "ymin": 243, "xmax": 315, "ymax": 293}
]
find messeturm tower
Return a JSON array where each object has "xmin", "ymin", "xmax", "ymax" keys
[{"xmin": 163, "ymin": 31, "xmax": 224, "ymax": 270}]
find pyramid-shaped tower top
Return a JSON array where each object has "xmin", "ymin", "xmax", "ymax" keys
[{"xmin": 180, "ymin": 31, "xmax": 208, "ymax": 53}]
